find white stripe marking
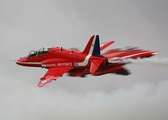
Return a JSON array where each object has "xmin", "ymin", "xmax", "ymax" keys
[
  {"xmin": 78, "ymin": 55, "xmax": 91, "ymax": 66},
  {"xmin": 17, "ymin": 61, "xmax": 41, "ymax": 65},
  {"xmin": 78, "ymin": 36, "xmax": 97, "ymax": 66}
]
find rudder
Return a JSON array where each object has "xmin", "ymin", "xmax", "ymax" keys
[{"xmin": 82, "ymin": 35, "xmax": 101, "ymax": 56}]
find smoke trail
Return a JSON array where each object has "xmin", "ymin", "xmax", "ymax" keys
[
  {"xmin": 126, "ymin": 58, "xmax": 168, "ymax": 67},
  {"xmin": 1, "ymin": 79, "xmax": 168, "ymax": 120}
]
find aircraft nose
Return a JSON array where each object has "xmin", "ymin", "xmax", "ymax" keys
[{"xmin": 16, "ymin": 57, "xmax": 27, "ymax": 66}]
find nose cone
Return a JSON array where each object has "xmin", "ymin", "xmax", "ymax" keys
[
  {"xmin": 16, "ymin": 57, "xmax": 41, "ymax": 67},
  {"xmin": 16, "ymin": 57, "xmax": 27, "ymax": 66}
]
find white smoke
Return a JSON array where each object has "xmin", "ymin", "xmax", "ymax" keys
[
  {"xmin": 1, "ymin": 79, "xmax": 168, "ymax": 120},
  {"xmin": 126, "ymin": 58, "xmax": 168, "ymax": 67}
]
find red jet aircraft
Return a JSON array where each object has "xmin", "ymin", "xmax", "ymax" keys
[{"xmin": 16, "ymin": 35, "xmax": 157, "ymax": 87}]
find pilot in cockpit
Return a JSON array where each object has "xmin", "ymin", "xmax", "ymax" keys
[{"xmin": 27, "ymin": 47, "xmax": 50, "ymax": 58}]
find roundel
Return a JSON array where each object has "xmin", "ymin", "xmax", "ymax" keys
[{"xmin": 74, "ymin": 61, "xmax": 78, "ymax": 67}]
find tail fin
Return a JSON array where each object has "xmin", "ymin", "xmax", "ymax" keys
[{"xmin": 82, "ymin": 35, "xmax": 101, "ymax": 56}]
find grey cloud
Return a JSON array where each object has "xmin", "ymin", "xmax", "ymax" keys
[{"xmin": 1, "ymin": 80, "xmax": 168, "ymax": 120}]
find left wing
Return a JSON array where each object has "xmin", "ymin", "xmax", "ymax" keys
[{"xmin": 38, "ymin": 67, "xmax": 73, "ymax": 87}]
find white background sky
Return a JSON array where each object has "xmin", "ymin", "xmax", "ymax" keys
[{"xmin": 0, "ymin": 0, "xmax": 168, "ymax": 120}]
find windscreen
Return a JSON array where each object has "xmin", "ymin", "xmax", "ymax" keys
[{"xmin": 28, "ymin": 46, "xmax": 50, "ymax": 57}]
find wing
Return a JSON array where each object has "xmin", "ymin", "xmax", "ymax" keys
[{"xmin": 38, "ymin": 67, "xmax": 73, "ymax": 87}]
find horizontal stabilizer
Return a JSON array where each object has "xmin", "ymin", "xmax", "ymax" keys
[
  {"xmin": 100, "ymin": 41, "xmax": 115, "ymax": 51},
  {"xmin": 90, "ymin": 59, "xmax": 104, "ymax": 74}
]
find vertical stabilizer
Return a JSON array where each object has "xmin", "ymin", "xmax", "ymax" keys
[
  {"xmin": 81, "ymin": 35, "xmax": 104, "ymax": 73},
  {"xmin": 82, "ymin": 35, "xmax": 101, "ymax": 56}
]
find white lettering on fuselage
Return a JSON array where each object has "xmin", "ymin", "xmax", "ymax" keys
[
  {"xmin": 42, "ymin": 64, "xmax": 56, "ymax": 67},
  {"xmin": 57, "ymin": 62, "xmax": 72, "ymax": 66},
  {"xmin": 42, "ymin": 62, "xmax": 73, "ymax": 67}
]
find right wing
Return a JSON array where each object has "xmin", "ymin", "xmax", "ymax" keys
[{"xmin": 38, "ymin": 66, "xmax": 73, "ymax": 87}]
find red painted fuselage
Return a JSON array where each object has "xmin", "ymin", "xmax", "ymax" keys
[{"xmin": 16, "ymin": 35, "xmax": 157, "ymax": 87}]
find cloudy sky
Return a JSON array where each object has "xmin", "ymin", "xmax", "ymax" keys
[{"xmin": 0, "ymin": 0, "xmax": 168, "ymax": 120}]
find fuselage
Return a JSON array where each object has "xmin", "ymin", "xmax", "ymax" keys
[
  {"xmin": 16, "ymin": 46, "xmax": 95, "ymax": 69},
  {"xmin": 16, "ymin": 46, "xmax": 156, "ymax": 77}
]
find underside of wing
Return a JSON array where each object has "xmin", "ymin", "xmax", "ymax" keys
[{"xmin": 38, "ymin": 67, "xmax": 73, "ymax": 87}]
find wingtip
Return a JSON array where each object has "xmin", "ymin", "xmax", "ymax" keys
[{"xmin": 38, "ymin": 80, "xmax": 50, "ymax": 87}]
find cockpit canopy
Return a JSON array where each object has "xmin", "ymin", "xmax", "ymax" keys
[{"xmin": 28, "ymin": 46, "xmax": 51, "ymax": 58}]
